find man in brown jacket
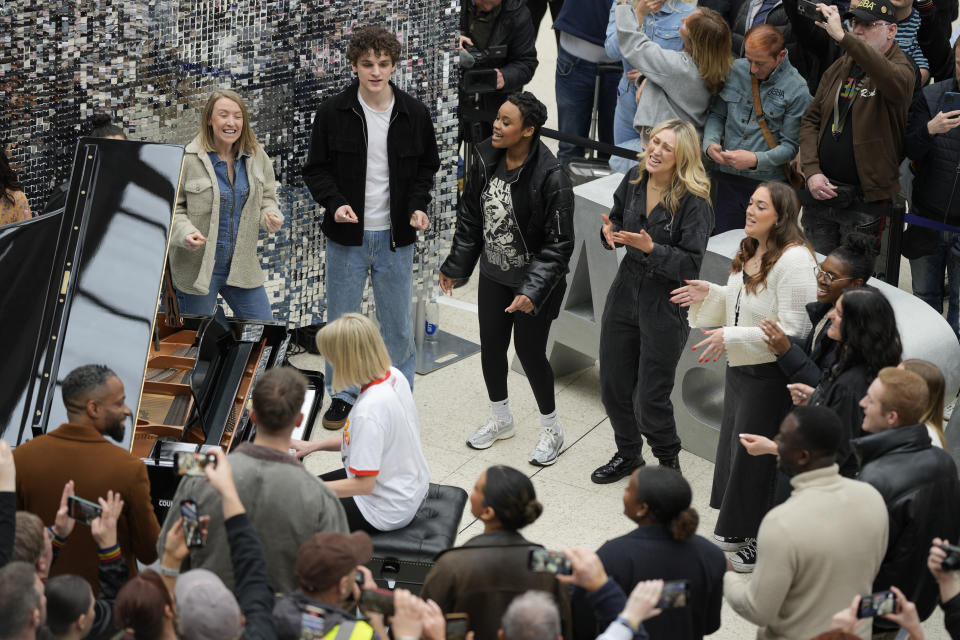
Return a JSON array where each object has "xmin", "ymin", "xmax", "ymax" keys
[
  {"xmin": 13, "ymin": 364, "xmax": 160, "ymax": 591},
  {"xmin": 798, "ymin": 0, "xmax": 914, "ymax": 256}
]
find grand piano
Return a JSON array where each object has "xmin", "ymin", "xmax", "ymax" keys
[{"xmin": 0, "ymin": 138, "xmax": 321, "ymax": 520}]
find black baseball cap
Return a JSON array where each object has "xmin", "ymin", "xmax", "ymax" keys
[{"xmin": 844, "ymin": 0, "xmax": 896, "ymax": 23}]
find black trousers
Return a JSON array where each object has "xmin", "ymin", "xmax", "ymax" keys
[
  {"xmin": 598, "ymin": 260, "xmax": 689, "ymax": 461},
  {"xmin": 478, "ymin": 273, "xmax": 563, "ymax": 415},
  {"xmin": 710, "ymin": 362, "xmax": 792, "ymax": 539},
  {"xmin": 319, "ymin": 468, "xmax": 383, "ymax": 535}
]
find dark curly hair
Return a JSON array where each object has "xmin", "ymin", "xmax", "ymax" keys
[
  {"xmin": 829, "ymin": 232, "xmax": 876, "ymax": 284},
  {"xmin": 482, "ymin": 465, "xmax": 542, "ymax": 531},
  {"xmin": 829, "ymin": 287, "xmax": 901, "ymax": 382},
  {"xmin": 347, "ymin": 26, "xmax": 401, "ymax": 65},
  {"xmin": 1, "ymin": 144, "xmax": 23, "ymax": 206},
  {"xmin": 505, "ymin": 91, "xmax": 548, "ymax": 136}
]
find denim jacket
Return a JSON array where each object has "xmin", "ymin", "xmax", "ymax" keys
[
  {"xmin": 604, "ymin": 0, "xmax": 695, "ymax": 98},
  {"xmin": 702, "ymin": 54, "xmax": 812, "ymax": 182}
]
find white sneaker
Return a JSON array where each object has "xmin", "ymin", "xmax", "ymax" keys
[
  {"xmin": 466, "ymin": 414, "xmax": 515, "ymax": 449},
  {"xmin": 529, "ymin": 424, "xmax": 564, "ymax": 466}
]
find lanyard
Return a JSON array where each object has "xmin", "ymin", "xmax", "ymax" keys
[{"xmin": 832, "ymin": 71, "xmax": 864, "ymax": 138}]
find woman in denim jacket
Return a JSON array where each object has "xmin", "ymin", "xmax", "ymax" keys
[
  {"xmin": 605, "ymin": 0, "xmax": 696, "ymax": 174},
  {"xmin": 169, "ymin": 90, "xmax": 283, "ymax": 320}
]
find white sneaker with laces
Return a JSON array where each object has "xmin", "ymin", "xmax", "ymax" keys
[
  {"xmin": 466, "ymin": 414, "xmax": 515, "ymax": 449},
  {"xmin": 529, "ymin": 424, "xmax": 564, "ymax": 466}
]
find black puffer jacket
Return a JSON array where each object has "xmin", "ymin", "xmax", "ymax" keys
[
  {"xmin": 853, "ymin": 424, "xmax": 960, "ymax": 628},
  {"xmin": 441, "ymin": 136, "xmax": 574, "ymax": 311},
  {"xmin": 905, "ymin": 78, "xmax": 960, "ymax": 226}
]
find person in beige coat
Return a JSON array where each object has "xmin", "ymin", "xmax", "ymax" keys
[{"xmin": 169, "ymin": 89, "xmax": 283, "ymax": 320}]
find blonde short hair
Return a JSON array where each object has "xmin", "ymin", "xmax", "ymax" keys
[
  {"xmin": 316, "ymin": 313, "xmax": 392, "ymax": 392},
  {"xmin": 198, "ymin": 90, "xmax": 258, "ymax": 157}
]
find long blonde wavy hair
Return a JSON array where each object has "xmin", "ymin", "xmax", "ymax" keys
[
  {"xmin": 685, "ymin": 8, "xmax": 734, "ymax": 94},
  {"xmin": 630, "ymin": 119, "xmax": 711, "ymax": 214}
]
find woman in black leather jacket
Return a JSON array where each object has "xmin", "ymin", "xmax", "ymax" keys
[
  {"xmin": 591, "ymin": 119, "xmax": 713, "ymax": 484},
  {"xmin": 439, "ymin": 91, "xmax": 574, "ymax": 467}
]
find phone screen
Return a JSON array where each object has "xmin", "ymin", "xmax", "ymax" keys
[
  {"xmin": 67, "ymin": 496, "xmax": 102, "ymax": 525},
  {"xmin": 180, "ymin": 499, "xmax": 204, "ymax": 548},
  {"xmin": 857, "ymin": 591, "xmax": 896, "ymax": 618},
  {"xmin": 175, "ymin": 452, "xmax": 215, "ymax": 476},
  {"xmin": 445, "ymin": 615, "xmax": 469, "ymax": 640},
  {"xmin": 657, "ymin": 580, "xmax": 690, "ymax": 609},
  {"xmin": 528, "ymin": 549, "xmax": 573, "ymax": 575}
]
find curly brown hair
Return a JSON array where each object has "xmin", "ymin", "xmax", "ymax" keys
[{"xmin": 347, "ymin": 26, "xmax": 401, "ymax": 65}]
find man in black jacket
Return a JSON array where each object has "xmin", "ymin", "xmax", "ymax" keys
[
  {"xmin": 853, "ymin": 366, "xmax": 960, "ymax": 636},
  {"xmin": 903, "ymin": 38, "xmax": 960, "ymax": 342},
  {"xmin": 303, "ymin": 26, "xmax": 440, "ymax": 429},
  {"xmin": 459, "ymin": 0, "xmax": 539, "ymax": 142}
]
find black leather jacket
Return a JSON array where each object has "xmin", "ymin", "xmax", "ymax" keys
[
  {"xmin": 853, "ymin": 424, "xmax": 960, "ymax": 627},
  {"xmin": 441, "ymin": 137, "xmax": 574, "ymax": 311}
]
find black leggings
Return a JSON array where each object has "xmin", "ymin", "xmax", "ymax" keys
[
  {"xmin": 319, "ymin": 469, "xmax": 384, "ymax": 535},
  {"xmin": 478, "ymin": 273, "xmax": 560, "ymax": 415}
]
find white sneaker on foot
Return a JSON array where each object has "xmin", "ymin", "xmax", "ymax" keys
[
  {"xmin": 466, "ymin": 414, "xmax": 515, "ymax": 449},
  {"xmin": 529, "ymin": 425, "xmax": 563, "ymax": 466}
]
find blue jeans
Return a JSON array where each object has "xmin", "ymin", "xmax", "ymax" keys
[
  {"xmin": 325, "ymin": 230, "xmax": 415, "ymax": 403},
  {"xmin": 910, "ymin": 230, "xmax": 960, "ymax": 340},
  {"xmin": 555, "ymin": 45, "xmax": 618, "ymax": 161},
  {"xmin": 609, "ymin": 76, "xmax": 643, "ymax": 174},
  {"xmin": 176, "ymin": 245, "xmax": 273, "ymax": 320}
]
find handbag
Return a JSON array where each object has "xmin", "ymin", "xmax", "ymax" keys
[{"xmin": 752, "ymin": 77, "xmax": 805, "ymax": 189}]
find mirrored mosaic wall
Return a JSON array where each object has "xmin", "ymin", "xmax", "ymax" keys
[{"xmin": 0, "ymin": 0, "xmax": 460, "ymax": 326}]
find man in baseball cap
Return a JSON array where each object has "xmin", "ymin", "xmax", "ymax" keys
[{"xmin": 273, "ymin": 531, "xmax": 381, "ymax": 640}]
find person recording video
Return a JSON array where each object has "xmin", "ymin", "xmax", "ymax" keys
[{"xmin": 459, "ymin": 0, "xmax": 539, "ymax": 142}]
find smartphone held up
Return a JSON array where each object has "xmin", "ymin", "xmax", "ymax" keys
[{"xmin": 67, "ymin": 495, "xmax": 102, "ymax": 525}]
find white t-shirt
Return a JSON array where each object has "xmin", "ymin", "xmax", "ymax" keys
[
  {"xmin": 927, "ymin": 423, "xmax": 944, "ymax": 449},
  {"xmin": 340, "ymin": 367, "xmax": 430, "ymax": 530},
  {"xmin": 358, "ymin": 93, "xmax": 394, "ymax": 231}
]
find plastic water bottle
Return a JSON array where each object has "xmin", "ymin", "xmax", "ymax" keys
[{"xmin": 425, "ymin": 299, "xmax": 439, "ymax": 342}]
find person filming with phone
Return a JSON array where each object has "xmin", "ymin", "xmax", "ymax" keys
[
  {"xmin": 797, "ymin": 0, "xmax": 915, "ymax": 259},
  {"xmin": 903, "ymin": 34, "xmax": 960, "ymax": 342}
]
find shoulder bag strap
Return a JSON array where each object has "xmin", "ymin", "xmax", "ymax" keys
[{"xmin": 751, "ymin": 76, "xmax": 795, "ymax": 184}]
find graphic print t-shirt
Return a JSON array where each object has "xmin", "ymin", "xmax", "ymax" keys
[{"xmin": 479, "ymin": 161, "xmax": 528, "ymax": 287}]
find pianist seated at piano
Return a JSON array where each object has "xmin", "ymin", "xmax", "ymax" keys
[
  {"xmin": 291, "ymin": 313, "xmax": 430, "ymax": 534},
  {"xmin": 168, "ymin": 89, "xmax": 283, "ymax": 321}
]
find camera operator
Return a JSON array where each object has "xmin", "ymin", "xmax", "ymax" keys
[
  {"xmin": 459, "ymin": 0, "xmax": 539, "ymax": 143},
  {"xmin": 929, "ymin": 538, "xmax": 960, "ymax": 638}
]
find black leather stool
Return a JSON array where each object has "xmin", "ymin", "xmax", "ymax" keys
[{"xmin": 367, "ymin": 483, "xmax": 467, "ymax": 590}]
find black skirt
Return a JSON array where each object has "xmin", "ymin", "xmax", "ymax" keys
[{"xmin": 710, "ymin": 362, "xmax": 793, "ymax": 539}]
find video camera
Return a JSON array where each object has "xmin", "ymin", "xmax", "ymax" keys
[{"xmin": 461, "ymin": 44, "xmax": 508, "ymax": 94}]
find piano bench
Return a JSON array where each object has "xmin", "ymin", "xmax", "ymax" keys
[{"xmin": 366, "ymin": 483, "xmax": 467, "ymax": 590}]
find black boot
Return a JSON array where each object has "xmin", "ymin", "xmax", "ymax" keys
[
  {"xmin": 591, "ymin": 453, "xmax": 645, "ymax": 484},
  {"xmin": 659, "ymin": 456, "xmax": 681, "ymax": 474}
]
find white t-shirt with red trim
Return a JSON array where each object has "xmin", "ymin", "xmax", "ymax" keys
[{"xmin": 340, "ymin": 367, "xmax": 430, "ymax": 531}]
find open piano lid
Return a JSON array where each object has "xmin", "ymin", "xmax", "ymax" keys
[{"xmin": 0, "ymin": 138, "xmax": 185, "ymax": 450}]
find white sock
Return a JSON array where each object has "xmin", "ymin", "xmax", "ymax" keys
[
  {"xmin": 540, "ymin": 410, "xmax": 559, "ymax": 430},
  {"xmin": 491, "ymin": 398, "xmax": 512, "ymax": 422}
]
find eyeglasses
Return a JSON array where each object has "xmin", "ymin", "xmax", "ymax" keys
[
  {"xmin": 814, "ymin": 265, "xmax": 855, "ymax": 285},
  {"xmin": 844, "ymin": 18, "xmax": 891, "ymax": 30}
]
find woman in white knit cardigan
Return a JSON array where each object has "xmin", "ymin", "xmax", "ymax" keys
[{"xmin": 670, "ymin": 181, "xmax": 817, "ymax": 573}]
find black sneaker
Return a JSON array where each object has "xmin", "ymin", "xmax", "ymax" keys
[
  {"xmin": 322, "ymin": 398, "xmax": 352, "ymax": 430},
  {"xmin": 730, "ymin": 538, "xmax": 758, "ymax": 573},
  {"xmin": 590, "ymin": 453, "xmax": 645, "ymax": 484},
  {"xmin": 659, "ymin": 456, "xmax": 681, "ymax": 474},
  {"xmin": 712, "ymin": 534, "xmax": 748, "ymax": 552}
]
